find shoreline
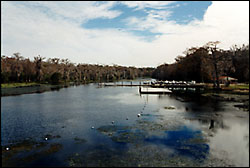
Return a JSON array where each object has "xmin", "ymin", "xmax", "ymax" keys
[
  {"xmin": 1, "ymin": 82, "xmax": 249, "ymax": 98},
  {"xmin": 1, "ymin": 83, "xmax": 76, "ymax": 97}
]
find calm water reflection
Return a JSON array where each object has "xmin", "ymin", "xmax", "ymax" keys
[{"xmin": 1, "ymin": 82, "xmax": 249, "ymax": 167}]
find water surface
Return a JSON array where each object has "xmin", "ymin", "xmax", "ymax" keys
[{"xmin": 1, "ymin": 82, "xmax": 249, "ymax": 167}]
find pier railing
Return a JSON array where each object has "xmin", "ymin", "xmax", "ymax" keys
[{"xmin": 98, "ymin": 83, "xmax": 205, "ymax": 89}]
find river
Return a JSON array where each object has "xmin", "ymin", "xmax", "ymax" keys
[{"xmin": 1, "ymin": 80, "xmax": 249, "ymax": 167}]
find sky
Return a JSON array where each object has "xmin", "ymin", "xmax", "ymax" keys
[{"xmin": 1, "ymin": 1, "xmax": 249, "ymax": 67}]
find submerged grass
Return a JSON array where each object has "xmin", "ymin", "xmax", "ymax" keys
[{"xmin": 2, "ymin": 134, "xmax": 63, "ymax": 167}]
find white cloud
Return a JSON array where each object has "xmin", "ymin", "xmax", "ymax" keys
[
  {"xmin": 125, "ymin": 1, "xmax": 249, "ymax": 63},
  {"xmin": 147, "ymin": 10, "xmax": 172, "ymax": 19},
  {"xmin": 120, "ymin": 1, "xmax": 176, "ymax": 10},
  {"xmin": 1, "ymin": 1, "xmax": 249, "ymax": 67},
  {"xmin": 3, "ymin": 1, "xmax": 122, "ymax": 24},
  {"xmin": 202, "ymin": 1, "xmax": 249, "ymax": 48},
  {"xmin": 1, "ymin": 1, "xmax": 150, "ymax": 66}
]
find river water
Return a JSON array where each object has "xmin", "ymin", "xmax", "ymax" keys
[{"xmin": 1, "ymin": 81, "xmax": 249, "ymax": 167}]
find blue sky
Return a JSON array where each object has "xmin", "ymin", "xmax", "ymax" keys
[
  {"xmin": 1, "ymin": 1, "xmax": 249, "ymax": 67},
  {"xmin": 82, "ymin": 1, "xmax": 212, "ymax": 40}
]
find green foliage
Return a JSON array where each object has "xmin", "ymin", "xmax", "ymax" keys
[
  {"xmin": 153, "ymin": 43, "xmax": 249, "ymax": 83},
  {"xmin": 1, "ymin": 54, "xmax": 154, "ymax": 85},
  {"xmin": 50, "ymin": 72, "xmax": 62, "ymax": 84},
  {"xmin": 1, "ymin": 72, "xmax": 10, "ymax": 83}
]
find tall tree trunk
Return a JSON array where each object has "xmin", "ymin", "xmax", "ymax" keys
[{"xmin": 212, "ymin": 50, "xmax": 220, "ymax": 89}]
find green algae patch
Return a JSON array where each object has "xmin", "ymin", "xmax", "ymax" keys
[{"xmin": 164, "ymin": 106, "xmax": 176, "ymax": 110}]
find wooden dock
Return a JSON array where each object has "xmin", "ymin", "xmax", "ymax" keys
[
  {"xmin": 99, "ymin": 83, "xmax": 150, "ymax": 87},
  {"xmin": 99, "ymin": 83, "xmax": 205, "ymax": 89},
  {"xmin": 151, "ymin": 83, "xmax": 205, "ymax": 88},
  {"xmin": 139, "ymin": 87, "xmax": 172, "ymax": 94}
]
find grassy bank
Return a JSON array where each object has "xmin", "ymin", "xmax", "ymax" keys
[
  {"xmin": 1, "ymin": 82, "xmax": 40, "ymax": 88},
  {"xmin": 223, "ymin": 83, "xmax": 249, "ymax": 90},
  {"xmin": 221, "ymin": 83, "xmax": 249, "ymax": 94},
  {"xmin": 204, "ymin": 83, "xmax": 249, "ymax": 93}
]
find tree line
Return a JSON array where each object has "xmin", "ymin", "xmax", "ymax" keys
[
  {"xmin": 1, "ymin": 53, "xmax": 154, "ymax": 84},
  {"xmin": 152, "ymin": 42, "xmax": 249, "ymax": 88},
  {"xmin": 1, "ymin": 41, "xmax": 249, "ymax": 87}
]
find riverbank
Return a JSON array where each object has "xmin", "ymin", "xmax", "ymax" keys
[
  {"xmin": 204, "ymin": 83, "xmax": 249, "ymax": 93},
  {"xmin": 1, "ymin": 82, "xmax": 249, "ymax": 98},
  {"xmin": 0, "ymin": 79, "xmax": 148, "ymax": 96},
  {"xmin": 201, "ymin": 92, "xmax": 249, "ymax": 111},
  {"xmin": 201, "ymin": 83, "xmax": 249, "ymax": 111},
  {"xmin": 1, "ymin": 82, "xmax": 81, "ymax": 97},
  {"xmin": 1, "ymin": 82, "xmax": 40, "ymax": 88}
]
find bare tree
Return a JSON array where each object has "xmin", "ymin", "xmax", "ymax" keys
[
  {"xmin": 34, "ymin": 55, "xmax": 45, "ymax": 82},
  {"xmin": 204, "ymin": 41, "xmax": 223, "ymax": 89}
]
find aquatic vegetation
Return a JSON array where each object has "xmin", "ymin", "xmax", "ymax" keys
[
  {"xmin": 111, "ymin": 130, "xmax": 145, "ymax": 144},
  {"xmin": 2, "ymin": 139, "xmax": 48, "ymax": 167},
  {"xmin": 67, "ymin": 144, "xmax": 128, "ymax": 167},
  {"xmin": 67, "ymin": 141, "xmax": 208, "ymax": 167},
  {"xmin": 68, "ymin": 153, "xmax": 83, "ymax": 167},
  {"xmin": 96, "ymin": 113, "xmax": 210, "ymax": 164},
  {"xmin": 97, "ymin": 119, "xmax": 209, "ymax": 165},
  {"xmin": 98, "ymin": 125, "xmax": 146, "ymax": 144},
  {"xmin": 164, "ymin": 106, "xmax": 176, "ymax": 110},
  {"xmin": 14, "ymin": 143, "xmax": 63, "ymax": 165},
  {"xmin": 74, "ymin": 137, "xmax": 87, "ymax": 144},
  {"xmin": 145, "ymin": 126, "xmax": 209, "ymax": 161},
  {"xmin": 140, "ymin": 113, "xmax": 163, "ymax": 117},
  {"xmin": 2, "ymin": 137, "xmax": 63, "ymax": 167},
  {"xmin": 234, "ymin": 103, "xmax": 249, "ymax": 111},
  {"xmin": 43, "ymin": 134, "xmax": 61, "ymax": 140},
  {"xmin": 136, "ymin": 119, "xmax": 182, "ymax": 132},
  {"xmin": 97, "ymin": 125, "xmax": 132, "ymax": 135}
]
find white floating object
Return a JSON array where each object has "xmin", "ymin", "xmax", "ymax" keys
[
  {"xmin": 91, "ymin": 126, "xmax": 95, "ymax": 129},
  {"xmin": 6, "ymin": 147, "xmax": 9, "ymax": 151},
  {"xmin": 45, "ymin": 137, "xmax": 48, "ymax": 141},
  {"xmin": 137, "ymin": 114, "xmax": 141, "ymax": 117}
]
